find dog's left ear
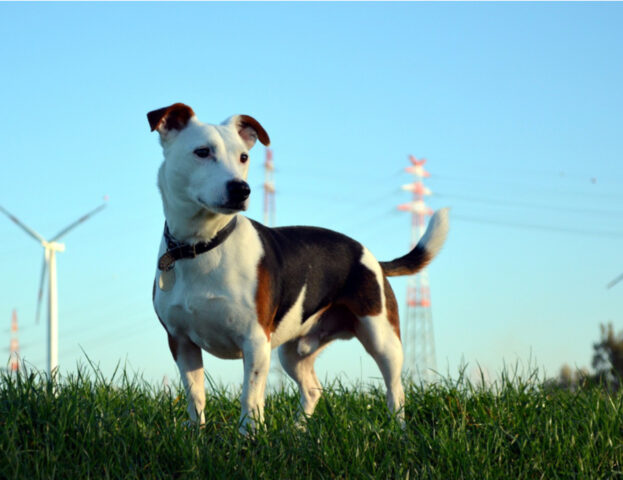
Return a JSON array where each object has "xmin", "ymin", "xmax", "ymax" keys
[{"xmin": 227, "ymin": 115, "xmax": 270, "ymax": 149}]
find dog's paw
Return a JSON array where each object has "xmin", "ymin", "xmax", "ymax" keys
[
  {"xmin": 238, "ymin": 415, "xmax": 260, "ymax": 437},
  {"xmin": 294, "ymin": 418, "xmax": 309, "ymax": 432},
  {"xmin": 239, "ymin": 422, "xmax": 257, "ymax": 437},
  {"xmin": 181, "ymin": 419, "xmax": 205, "ymax": 430}
]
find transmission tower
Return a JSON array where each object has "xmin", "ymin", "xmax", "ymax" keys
[
  {"xmin": 398, "ymin": 155, "xmax": 437, "ymax": 383},
  {"xmin": 9, "ymin": 309, "xmax": 19, "ymax": 373},
  {"xmin": 263, "ymin": 148, "xmax": 275, "ymax": 226},
  {"xmin": 264, "ymin": 148, "xmax": 285, "ymax": 389}
]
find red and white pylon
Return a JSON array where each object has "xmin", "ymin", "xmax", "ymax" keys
[
  {"xmin": 264, "ymin": 148, "xmax": 285, "ymax": 389},
  {"xmin": 9, "ymin": 309, "xmax": 19, "ymax": 373},
  {"xmin": 263, "ymin": 148, "xmax": 275, "ymax": 227},
  {"xmin": 398, "ymin": 155, "xmax": 437, "ymax": 382}
]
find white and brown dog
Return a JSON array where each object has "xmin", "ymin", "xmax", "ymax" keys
[{"xmin": 148, "ymin": 103, "xmax": 449, "ymax": 433}]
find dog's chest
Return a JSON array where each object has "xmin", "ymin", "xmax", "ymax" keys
[{"xmin": 153, "ymin": 218, "xmax": 263, "ymax": 358}]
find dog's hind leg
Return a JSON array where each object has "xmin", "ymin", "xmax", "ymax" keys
[
  {"xmin": 354, "ymin": 305, "xmax": 406, "ymax": 426},
  {"xmin": 239, "ymin": 335, "xmax": 272, "ymax": 435},
  {"xmin": 169, "ymin": 333, "xmax": 206, "ymax": 425},
  {"xmin": 346, "ymin": 251, "xmax": 406, "ymax": 425},
  {"xmin": 278, "ymin": 340, "xmax": 326, "ymax": 418}
]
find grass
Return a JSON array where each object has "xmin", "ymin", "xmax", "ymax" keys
[{"xmin": 1, "ymin": 365, "xmax": 622, "ymax": 479}]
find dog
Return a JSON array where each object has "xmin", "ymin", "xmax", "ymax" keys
[{"xmin": 148, "ymin": 103, "xmax": 449, "ymax": 434}]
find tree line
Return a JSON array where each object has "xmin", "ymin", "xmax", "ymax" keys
[{"xmin": 550, "ymin": 323, "xmax": 623, "ymax": 392}]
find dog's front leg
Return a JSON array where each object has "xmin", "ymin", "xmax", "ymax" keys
[
  {"xmin": 239, "ymin": 335, "xmax": 271, "ymax": 435},
  {"xmin": 171, "ymin": 334, "xmax": 206, "ymax": 425}
]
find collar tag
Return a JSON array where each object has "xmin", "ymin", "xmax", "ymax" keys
[{"xmin": 158, "ymin": 252, "xmax": 176, "ymax": 271}]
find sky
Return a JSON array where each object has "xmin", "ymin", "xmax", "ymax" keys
[{"xmin": 1, "ymin": 2, "xmax": 622, "ymax": 390}]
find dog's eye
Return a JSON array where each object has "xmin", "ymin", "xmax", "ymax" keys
[
  {"xmin": 240, "ymin": 153, "xmax": 249, "ymax": 164},
  {"xmin": 194, "ymin": 148, "xmax": 211, "ymax": 158}
]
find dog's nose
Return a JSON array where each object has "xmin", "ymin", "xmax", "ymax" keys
[{"xmin": 227, "ymin": 180, "xmax": 251, "ymax": 203}]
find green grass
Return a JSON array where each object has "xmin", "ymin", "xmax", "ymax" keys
[{"xmin": 1, "ymin": 366, "xmax": 622, "ymax": 479}]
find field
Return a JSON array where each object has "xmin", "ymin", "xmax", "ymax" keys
[{"xmin": 1, "ymin": 366, "xmax": 622, "ymax": 479}]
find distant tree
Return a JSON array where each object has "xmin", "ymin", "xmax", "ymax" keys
[
  {"xmin": 559, "ymin": 364, "xmax": 574, "ymax": 388},
  {"xmin": 549, "ymin": 323, "xmax": 622, "ymax": 392},
  {"xmin": 547, "ymin": 363, "xmax": 591, "ymax": 392},
  {"xmin": 591, "ymin": 323, "xmax": 623, "ymax": 391}
]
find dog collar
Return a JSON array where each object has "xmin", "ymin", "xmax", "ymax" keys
[{"xmin": 158, "ymin": 216, "xmax": 238, "ymax": 271}]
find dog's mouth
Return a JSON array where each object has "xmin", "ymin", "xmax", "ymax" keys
[
  {"xmin": 197, "ymin": 196, "xmax": 247, "ymax": 214},
  {"xmin": 218, "ymin": 202, "xmax": 247, "ymax": 214},
  {"xmin": 223, "ymin": 201, "xmax": 248, "ymax": 212}
]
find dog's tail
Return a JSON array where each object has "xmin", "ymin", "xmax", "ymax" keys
[{"xmin": 380, "ymin": 208, "xmax": 449, "ymax": 277}]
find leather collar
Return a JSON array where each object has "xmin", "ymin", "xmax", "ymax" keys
[{"xmin": 158, "ymin": 216, "xmax": 238, "ymax": 271}]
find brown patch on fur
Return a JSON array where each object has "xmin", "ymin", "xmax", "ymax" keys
[
  {"xmin": 147, "ymin": 103, "xmax": 195, "ymax": 132},
  {"xmin": 238, "ymin": 114, "xmax": 270, "ymax": 146},
  {"xmin": 384, "ymin": 277, "xmax": 401, "ymax": 338},
  {"xmin": 255, "ymin": 264, "xmax": 277, "ymax": 339}
]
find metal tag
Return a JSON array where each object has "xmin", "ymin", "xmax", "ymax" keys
[
  {"xmin": 158, "ymin": 252, "xmax": 176, "ymax": 271},
  {"xmin": 158, "ymin": 268, "xmax": 176, "ymax": 291}
]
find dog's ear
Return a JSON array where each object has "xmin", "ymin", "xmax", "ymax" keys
[
  {"xmin": 147, "ymin": 103, "xmax": 195, "ymax": 139},
  {"xmin": 226, "ymin": 115, "xmax": 270, "ymax": 149}
]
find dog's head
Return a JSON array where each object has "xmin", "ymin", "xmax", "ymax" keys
[{"xmin": 148, "ymin": 103, "xmax": 270, "ymax": 215}]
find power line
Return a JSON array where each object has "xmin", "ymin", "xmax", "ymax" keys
[
  {"xmin": 453, "ymin": 214, "xmax": 623, "ymax": 238},
  {"xmin": 434, "ymin": 191, "xmax": 623, "ymax": 218},
  {"xmin": 432, "ymin": 174, "xmax": 623, "ymax": 201},
  {"xmin": 60, "ymin": 317, "xmax": 155, "ymax": 357}
]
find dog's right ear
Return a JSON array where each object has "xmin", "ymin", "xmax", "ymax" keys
[{"xmin": 147, "ymin": 103, "xmax": 195, "ymax": 141}]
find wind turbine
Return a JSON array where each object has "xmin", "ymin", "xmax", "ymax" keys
[
  {"xmin": 607, "ymin": 273, "xmax": 623, "ymax": 289},
  {"xmin": 0, "ymin": 201, "xmax": 107, "ymax": 376}
]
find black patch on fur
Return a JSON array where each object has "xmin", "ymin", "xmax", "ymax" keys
[{"xmin": 251, "ymin": 220, "xmax": 382, "ymax": 331}]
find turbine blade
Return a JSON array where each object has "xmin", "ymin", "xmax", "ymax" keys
[
  {"xmin": 606, "ymin": 273, "xmax": 623, "ymax": 289},
  {"xmin": 0, "ymin": 205, "xmax": 47, "ymax": 244},
  {"xmin": 50, "ymin": 202, "xmax": 107, "ymax": 242},
  {"xmin": 35, "ymin": 252, "xmax": 49, "ymax": 324}
]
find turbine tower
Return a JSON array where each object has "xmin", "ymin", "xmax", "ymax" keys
[
  {"xmin": 397, "ymin": 155, "xmax": 437, "ymax": 382},
  {"xmin": 0, "ymin": 201, "xmax": 107, "ymax": 376},
  {"xmin": 607, "ymin": 273, "xmax": 623, "ymax": 289}
]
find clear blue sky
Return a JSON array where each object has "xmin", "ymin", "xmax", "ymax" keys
[{"xmin": 1, "ymin": 2, "xmax": 622, "ymax": 388}]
